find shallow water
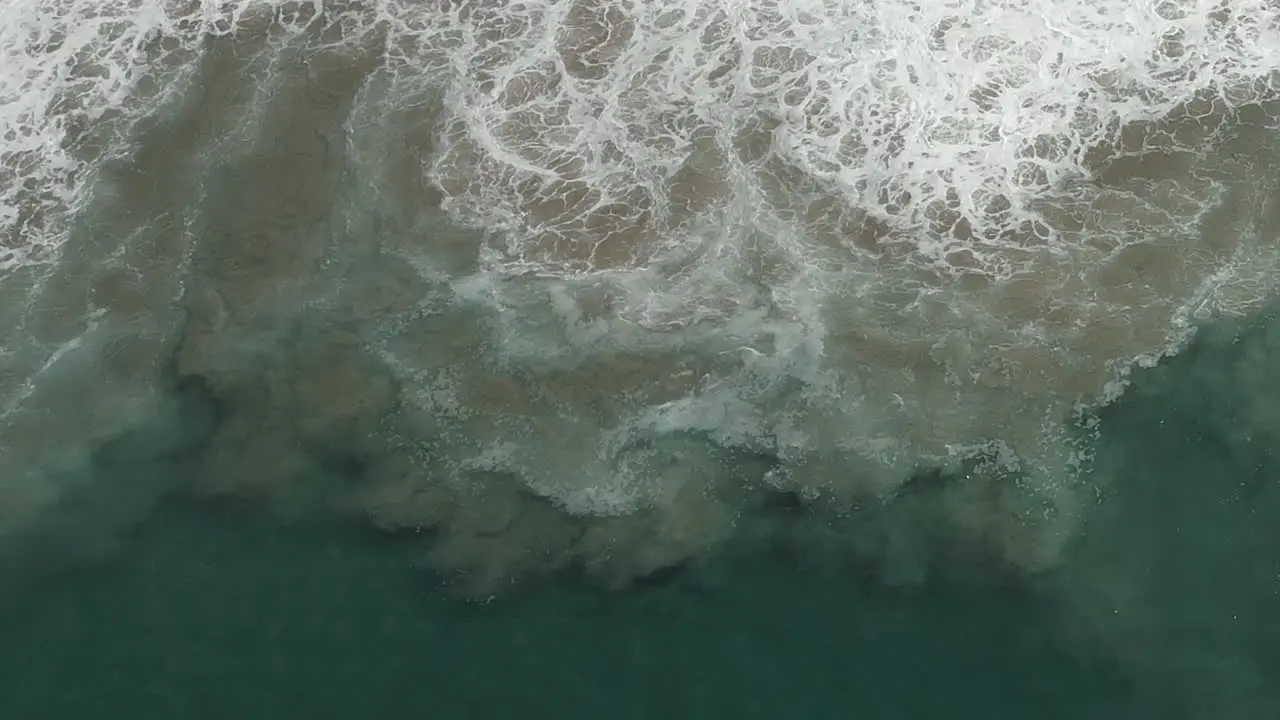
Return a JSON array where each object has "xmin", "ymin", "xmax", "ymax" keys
[
  {"xmin": 2, "ymin": 311, "xmax": 1279, "ymax": 718},
  {"xmin": 2, "ymin": 0, "xmax": 1280, "ymax": 716}
]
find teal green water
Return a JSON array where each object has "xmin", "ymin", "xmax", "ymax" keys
[
  {"xmin": 4, "ymin": 313, "xmax": 1280, "ymax": 719},
  {"xmin": 0, "ymin": 500, "xmax": 1131, "ymax": 719}
]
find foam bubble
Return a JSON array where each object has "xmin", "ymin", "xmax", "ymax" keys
[
  {"xmin": 366, "ymin": 0, "xmax": 1280, "ymax": 567},
  {"xmin": 0, "ymin": 0, "xmax": 386, "ymax": 271},
  {"xmin": 3, "ymin": 0, "xmax": 1280, "ymax": 583},
  {"xmin": 416, "ymin": 0, "xmax": 1280, "ymax": 269}
]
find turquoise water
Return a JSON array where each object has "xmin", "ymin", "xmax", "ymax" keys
[
  {"xmin": 2, "ymin": 312, "xmax": 1278, "ymax": 719},
  {"xmin": 1, "ymin": 501, "xmax": 1128, "ymax": 719}
]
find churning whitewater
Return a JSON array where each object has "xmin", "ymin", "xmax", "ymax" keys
[{"xmin": 2, "ymin": 0, "xmax": 1280, "ymax": 584}]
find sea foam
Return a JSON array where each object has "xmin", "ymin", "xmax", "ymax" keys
[{"xmin": 1, "ymin": 0, "xmax": 1279, "ymax": 585}]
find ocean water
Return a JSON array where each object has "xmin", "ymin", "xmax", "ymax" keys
[
  {"xmin": 2, "ymin": 0, "xmax": 1280, "ymax": 716},
  {"xmin": 0, "ymin": 499, "xmax": 1132, "ymax": 718},
  {"xmin": 0, "ymin": 318, "xmax": 1277, "ymax": 718}
]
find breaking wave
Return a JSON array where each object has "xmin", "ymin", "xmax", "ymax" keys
[{"xmin": 2, "ymin": 0, "xmax": 1280, "ymax": 598}]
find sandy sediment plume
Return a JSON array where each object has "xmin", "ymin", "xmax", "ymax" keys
[{"xmin": 0, "ymin": 2, "xmax": 1278, "ymax": 605}]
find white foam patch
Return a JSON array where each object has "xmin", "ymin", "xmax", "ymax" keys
[
  {"xmin": 367, "ymin": 0, "xmax": 1280, "ymax": 536},
  {"xmin": 4, "ymin": 1, "xmax": 1279, "ymax": 289},
  {"xmin": 0, "ymin": 0, "xmax": 376, "ymax": 272},
  {"xmin": 3, "ymin": 0, "xmax": 173, "ymax": 269},
  {"xmin": 414, "ymin": 0, "xmax": 1280, "ymax": 272},
  {"xmin": 3, "ymin": 0, "xmax": 1280, "ymax": 568},
  {"xmin": 6, "ymin": 1, "xmax": 1278, "ymax": 318}
]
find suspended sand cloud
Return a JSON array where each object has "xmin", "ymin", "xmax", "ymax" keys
[{"xmin": 1, "ymin": 0, "xmax": 1280, "ymax": 590}]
